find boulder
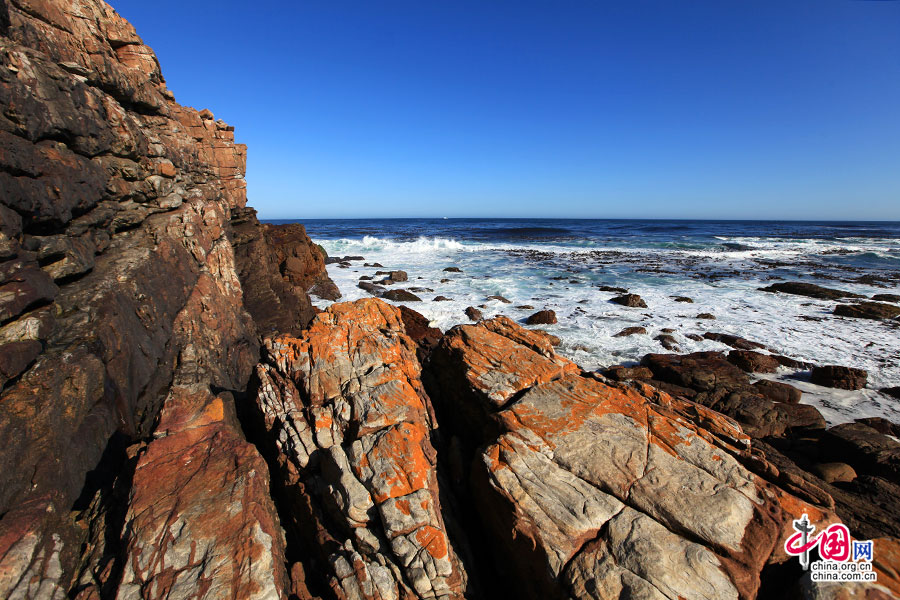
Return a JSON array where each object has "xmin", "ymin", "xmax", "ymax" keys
[
  {"xmin": 672, "ymin": 296, "xmax": 694, "ymax": 303},
  {"xmin": 253, "ymin": 299, "xmax": 469, "ymax": 599},
  {"xmin": 525, "ymin": 309, "xmax": 557, "ymax": 325},
  {"xmin": 486, "ymin": 295, "xmax": 511, "ymax": 303},
  {"xmin": 443, "ymin": 267, "xmax": 463, "ymax": 273},
  {"xmin": 433, "ymin": 295, "xmax": 452, "ymax": 301},
  {"xmin": 613, "ymin": 326, "xmax": 647, "ymax": 337},
  {"xmin": 871, "ymin": 294, "xmax": 900, "ymax": 303},
  {"xmin": 752, "ymin": 380, "xmax": 802, "ymax": 404},
  {"xmin": 834, "ymin": 301, "xmax": 900, "ymax": 320},
  {"xmin": 603, "ymin": 365, "xmax": 654, "ymax": 381},
  {"xmin": 811, "ymin": 365, "xmax": 868, "ymax": 390},
  {"xmin": 610, "ymin": 293, "xmax": 647, "ymax": 308},
  {"xmin": 465, "ymin": 306, "xmax": 483, "ymax": 321},
  {"xmin": 398, "ymin": 306, "xmax": 443, "ymax": 361},
  {"xmin": 696, "ymin": 313, "xmax": 716, "ymax": 320},
  {"xmin": 654, "ymin": 333, "xmax": 680, "ymax": 351}
]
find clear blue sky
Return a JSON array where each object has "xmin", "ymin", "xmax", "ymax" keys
[{"xmin": 115, "ymin": 1, "xmax": 900, "ymax": 220}]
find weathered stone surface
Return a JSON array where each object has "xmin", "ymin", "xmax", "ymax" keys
[
  {"xmin": 381, "ymin": 288, "xmax": 422, "ymax": 302},
  {"xmin": 465, "ymin": 306, "xmax": 483, "ymax": 321},
  {"xmin": 760, "ymin": 282, "xmax": 863, "ymax": 300},
  {"xmin": 252, "ymin": 299, "xmax": 468, "ymax": 599},
  {"xmin": 834, "ymin": 301, "xmax": 900, "ymax": 320},
  {"xmin": 603, "ymin": 365, "xmax": 654, "ymax": 381},
  {"xmin": 114, "ymin": 386, "xmax": 289, "ymax": 600},
  {"xmin": 811, "ymin": 365, "xmax": 868, "ymax": 390},
  {"xmin": 265, "ymin": 222, "xmax": 339, "ymax": 300},
  {"xmin": 398, "ymin": 305, "xmax": 442, "ymax": 361},
  {"xmin": 230, "ymin": 206, "xmax": 317, "ymax": 336},
  {"xmin": 525, "ymin": 309, "xmax": 557, "ymax": 325},
  {"xmin": 427, "ymin": 317, "xmax": 836, "ymax": 600},
  {"xmin": 610, "ymin": 293, "xmax": 647, "ymax": 308},
  {"xmin": 728, "ymin": 350, "xmax": 781, "ymax": 373}
]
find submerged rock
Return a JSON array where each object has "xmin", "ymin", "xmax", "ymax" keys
[
  {"xmin": 760, "ymin": 282, "xmax": 864, "ymax": 300},
  {"xmin": 610, "ymin": 293, "xmax": 647, "ymax": 308},
  {"xmin": 834, "ymin": 301, "xmax": 900, "ymax": 320}
]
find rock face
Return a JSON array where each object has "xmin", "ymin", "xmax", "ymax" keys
[
  {"xmin": 426, "ymin": 317, "xmax": 835, "ymax": 600},
  {"xmin": 251, "ymin": 299, "xmax": 469, "ymax": 599},
  {"xmin": 610, "ymin": 293, "xmax": 647, "ymax": 308},
  {"xmin": 0, "ymin": 1, "xmax": 327, "ymax": 597},
  {"xmin": 811, "ymin": 365, "xmax": 868, "ymax": 390},
  {"xmin": 525, "ymin": 309, "xmax": 557, "ymax": 325},
  {"xmin": 264, "ymin": 222, "xmax": 340, "ymax": 300}
]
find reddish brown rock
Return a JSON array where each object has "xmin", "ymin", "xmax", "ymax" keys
[
  {"xmin": 465, "ymin": 306, "xmax": 483, "ymax": 321},
  {"xmin": 703, "ymin": 332, "xmax": 766, "ymax": 350},
  {"xmin": 654, "ymin": 333, "xmax": 680, "ymax": 351},
  {"xmin": 760, "ymin": 282, "xmax": 863, "ymax": 300},
  {"xmin": 811, "ymin": 365, "xmax": 868, "ymax": 390},
  {"xmin": 525, "ymin": 309, "xmax": 557, "ymax": 325},
  {"xmin": 834, "ymin": 301, "xmax": 900, "ymax": 320},
  {"xmin": 613, "ymin": 326, "xmax": 646, "ymax": 337},
  {"xmin": 728, "ymin": 350, "xmax": 781, "ymax": 373},
  {"xmin": 115, "ymin": 386, "xmax": 289, "ymax": 599},
  {"xmin": 602, "ymin": 365, "xmax": 653, "ymax": 381},
  {"xmin": 427, "ymin": 317, "xmax": 835, "ymax": 600},
  {"xmin": 610, "ymin": 293, "xmax": 647, "ymax": 308},
  {"xmin": 264, "ymin": 222, "xmax": 340, "ymax": 300},
  {"xmin": 382, "ymin": 289, "xmax": 422, "ymax": 302},
  {"xmin": 753, "ymin": 379, "xmax": 802, "ymax": 404},
  {"xmin": 252, "ymin": 299, "xmax": 469, "ymax": 599}
]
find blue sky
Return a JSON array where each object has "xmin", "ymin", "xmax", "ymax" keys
[{"xmin": 115, "ymin": 1, "xmax": 900, "ymax": 220}]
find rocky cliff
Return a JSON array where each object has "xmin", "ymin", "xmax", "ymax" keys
[{"xmin": 0, "ymin": 2, "xmax": 898, "ymax": 600}]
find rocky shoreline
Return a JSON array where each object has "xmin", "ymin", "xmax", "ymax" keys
[{"xmin": 1, "ymin": 1, "xmax": 898, "ymax": 599}]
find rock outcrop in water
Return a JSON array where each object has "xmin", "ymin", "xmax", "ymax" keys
[{"xmin": 0, "ymin": 2, "xmax": 898, "ymax": 599}]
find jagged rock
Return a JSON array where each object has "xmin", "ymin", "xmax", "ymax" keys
[
  {"xmin": 610, "ymin": 293, "xmax": 647, "ymax": 308},
  {"xmin": 871, "ymin": 294, "xmax": 900, "ymax": 303},
  {"xmin": 427, "ymin": 316, "xmax": 836, "ymax": 600},
  {"xmin": 642, "ymin": 352, "xmax": 825, "ymax": 437},
  {"xmin": 760, "ymin": 282, "xmax": 863, "ymax": 300},
  {"xmin": 728, "ymin": 350, "xmax": 781, "ymax": 373},
  {"xmin": 442, "ymin": 267, "xmax": 462, "ymax": 273},
  {"xmin": 673, "ymin": 296, "xmax": 694, "ymax": 303},
  {"xmin": 811, "ymin": 365, "xmax": 868, "ymax": 390},
  {"xmin": 821, "ymin": 423, "xmax": 900, "ymax": 480},
  {"xmin": 465, "ymin": 306, "xmax": 483, "ymax": 321},
  {"xmin": 834, "ymin": 301, "xmax": 900, "ymax": 320},
  {"xmin": 358, "ymin": 281, "xmax": 385, "ymax": 295},
  {"xmin": 252, "ymin": 299, "xmax": 468, "ymax": 599},
  {"xmin": 433, "ymin": 295, "xmax": 452, "ymax": 301},
  {"xmin": 613, "ymin": 326, "xmax": 646, "ymax": 337},
  {"xmin": 525, "ymin": 309, "xmax": 557, "ymax": 325},
  {"xmin": 486, "ymin": 295, "xmax": 511, "ymax": 303},
  {"xmin": 114, "ymin": 386, "xmax": 289, "ymax": 600}
]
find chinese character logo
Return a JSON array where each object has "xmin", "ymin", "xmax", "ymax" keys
[{"xmin": 784, "ymin": 514, "xmax": 877, "ymax": 584}]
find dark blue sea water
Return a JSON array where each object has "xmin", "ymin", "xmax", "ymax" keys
[{"xmin": 268, "ymin": 218, "xmax": 900, "ymax": 425}]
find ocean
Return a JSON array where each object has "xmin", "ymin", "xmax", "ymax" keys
[{"xmin": 270, "ymin": 218, "xmax": 900, "ymax": 426}]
